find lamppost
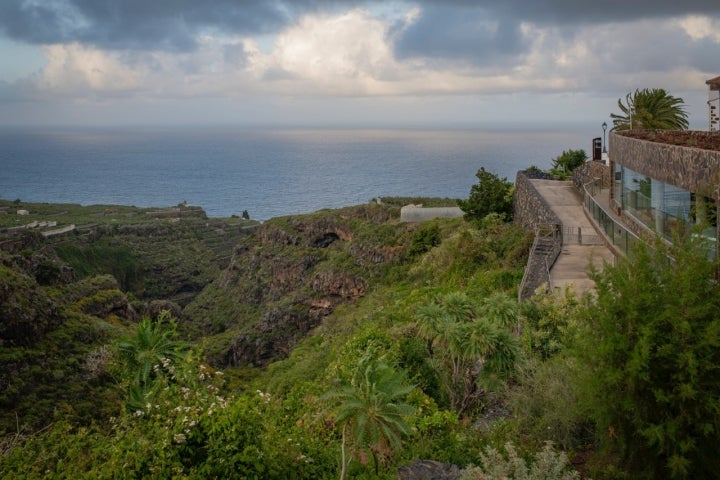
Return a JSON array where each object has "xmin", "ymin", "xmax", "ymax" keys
[{"xmin": 602, "ymin": 121, "xmax": 607, "ymax": 153}]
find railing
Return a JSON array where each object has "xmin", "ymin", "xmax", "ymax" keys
[
  {"xmin": 517, "ymin": 231, "xmax": 541, "ymax": 302},
  {"xmin": 560, "ymin": 225, "xmax": 604, "ymax": 246},
  {"xmin": 582, "ymin": 181, "xmax": 640, "ymax": 257},
  {"xmin": 518, "ymin": 224, "xmax": 562, "ymax": 302}
]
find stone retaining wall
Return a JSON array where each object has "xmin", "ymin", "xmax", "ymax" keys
[
  {"xmin": 611, "ymin": 132, "xmax": 720, "ymax": 199},
  {"xmin": 572, "ymin": 160, "xmax": 611, "ymax": 192},
  {"xmin": 514, "ymin": 170, "xmax": 563, "ymax": 301},
  {"xmin": 513, "ymin": 170, "xmax": 561, "ymax": 230}
]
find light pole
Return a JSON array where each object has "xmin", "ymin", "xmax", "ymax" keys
[{"xmin": 602, "ymin": 121, "xmax": 607, "ymax": 153}]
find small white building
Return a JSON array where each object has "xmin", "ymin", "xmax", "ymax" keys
[{"xmin": 707, "ymin": 76, "xmax": 720, "ymax": 132}]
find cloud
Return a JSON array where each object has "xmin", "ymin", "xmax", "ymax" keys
[
  {"xmin": 0, "ymin": 0, "xmax": 290, "ymax": 51},
  {"xmin": 4, "ymin": 0, "xmax": 720, "ymax": 54},
  {"xmin": 2, "ymin": 3, "xmax": 719, "ymax": 106}
]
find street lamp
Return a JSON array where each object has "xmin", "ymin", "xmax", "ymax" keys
[{"xmin": 602, "ymin": 121, "xmax": 607, "ymax": 153}]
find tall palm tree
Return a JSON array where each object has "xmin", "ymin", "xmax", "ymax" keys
[
  {"xmin": 611, "ymin": 88, "xmax": 689, "ymax": 131},
  {"xmin": 324, "ymin": 356, "xmax": 415, "ymax": 480}
]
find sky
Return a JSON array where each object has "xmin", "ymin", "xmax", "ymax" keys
[{"xmin": 1, "ymin": 0, "xmax": 719, "ymax": 129}]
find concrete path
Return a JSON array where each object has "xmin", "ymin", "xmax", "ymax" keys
[{"xmin": 530, "ymin": 179, "xmax": 615, "ymax": 297}]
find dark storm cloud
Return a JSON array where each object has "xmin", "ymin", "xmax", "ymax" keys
[
  {"xmin": 395, "ymin": 1, "xmax": 720, "ymax": 68},
  {"xmin": 1, "ymin": 0, "xmax": 719, "ymax": 57},
  {"xmin": 393, "ymin": 5, "xmax": 525, "ymax": 67},
  {"xmin": 0, "ymin": 0, "xmax": 292, "ymax": 50},
  {"xmin": 417, "ymin": 0, "xmax": 720, "ymax": 25}
]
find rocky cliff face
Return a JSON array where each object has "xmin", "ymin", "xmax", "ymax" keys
[
  {"xmin": 185, "ymin": 204, "xmax": 410, "ymax": 367},
  {"xmin": 0, "ymin": 253, "xmax": 63, "ymax": 347}
]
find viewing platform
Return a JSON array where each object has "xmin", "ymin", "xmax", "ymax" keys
[{"xmin": 531, "ymin": 179, "xmax": 614, "ymax": 296}]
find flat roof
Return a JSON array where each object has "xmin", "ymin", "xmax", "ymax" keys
[
  {"xmin": 617, "ymin": 130, "xmax": 720, "ymax": 152},
  {"xmin": 707, "ymin": 76, "xmax": 720, "ymax": 90}
]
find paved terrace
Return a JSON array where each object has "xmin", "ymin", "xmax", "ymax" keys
[{"xmin": 530, "ymin": 179, "xmax": 615, "ymax": 296}]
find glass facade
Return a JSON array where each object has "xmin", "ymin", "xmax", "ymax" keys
[
  {"xmin": 615, "ymin": 165, "xmax": 717, "ymax": 240},
  {"xmin": 613, "ymin": 165, "xmax": 717, "ymax": 257}
]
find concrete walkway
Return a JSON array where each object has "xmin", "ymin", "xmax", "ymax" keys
[{"xmin": 530, "ymin": 179, "xmax": 615, "ymax": 297}]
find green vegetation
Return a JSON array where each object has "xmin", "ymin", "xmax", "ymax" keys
[
  {"xmin": 457, "ymin": 168, "xmax": 514, "ymax": 223},
  {"xmin": 576, "ymin": 238, "xmax": 720, "ymax": 478},
  {"xmin": 415, "ymin": 292, "xmax": 519, "ymax": 417},
  {"xmin": 324, "ymin": 355, "xmax": 415, "ymax": 479},
  {"xmin": 2, "ymin": 191, "xmax": 719, "ymax": 479},
  {"xmin": 610, "ymin": 88, "xmax": 689, "ymax": 131},
  {"xmin": 550, "ymin": 150, "xmax": 587, "ymax": 180}
]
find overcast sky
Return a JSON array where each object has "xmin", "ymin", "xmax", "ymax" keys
[{"xmin": 1, "ymin": 0, "xmax": 719, "ymax": 129}]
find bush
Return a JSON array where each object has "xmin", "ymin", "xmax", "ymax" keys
[
  {"xmin": 457, "ymin": 168, "xmax": 514, "ymax": 223},
  {"xmin": 549, "ymin": 150, "xmax": 587, "ymax": 180},
  {"xmin": 576, "ymin": 238, "xmax": 720, "ymax": 478}
]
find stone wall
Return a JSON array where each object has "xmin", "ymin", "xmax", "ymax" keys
[
  {"xmin": 572, "ymin": 160, "xmax": 611, "ymax": 192},
  {"xmin": 611, "ymin": 132, "xmax": 720, "ymax": 200},
  {"xmin": 513, "ymin": 170, "xmax": 561, "ymax": 230},
  {"xmin": 514, "ymin": 170, "xmax": 563, "ymax": 301}
]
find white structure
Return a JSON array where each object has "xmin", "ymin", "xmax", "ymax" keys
[
  {"xmin": 708, "ymin": 76, "xmax": 720, "ymax": 132},
  {"xmin": 16, "ymin": 209, "xmax": 29, "ymax": 216},
  {"xmin": 400, "ymin": 204, "xmax": 464, "ymax": 222}
]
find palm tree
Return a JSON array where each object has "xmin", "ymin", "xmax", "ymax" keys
[
  {"xmin": 611, "ymin": 88, "xmax": 689, "ymax": 131},
  {"xmin": 324, "ymin": 356, "xmax": 415, "ymax": 480},
  {"xmin": 415, "ymin": 292, "xmax": 519, "ymax": 416}
]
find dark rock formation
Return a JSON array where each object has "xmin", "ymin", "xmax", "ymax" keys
[
  {"xmin": 190, "ymin": 204, "xmax": 409, "ymax": 367},
  {"xmin": 0, "ymin": 256, "xmax": 63, "ymax": 346},
  {"xmin": 397, "ymin": 459, "xmax": 461, "ymax": 480}
]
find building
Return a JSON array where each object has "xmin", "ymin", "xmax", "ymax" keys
[
  {"xmin": 708, "ymin": 76, "xmax": 720, "ymax": 132},
  {"xmin": 603, "ymin": 130, "xmax": 720, "ymax": 257}
]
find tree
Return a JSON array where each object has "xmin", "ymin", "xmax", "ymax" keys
[
  {"xmin": 611, "ymin": 88, "xmax": 689, "ymax": 131},
  {"xmin": 576, "ymin": 238, "xmax": 720, "ymax": 478},
  {"xmin": 550, "ymin": 149, "xmax": 587, "ymax": 180},
  {"xmin": 415, "ymin": 292, "xmax": 519, "ymax": 416},
  {"xmin": 457, "ymin": 167, "xmax": 514, "ymax": 223},
  {"xmin": 324, "ymin": 356, "xmax": 415, "ymax": 480}
]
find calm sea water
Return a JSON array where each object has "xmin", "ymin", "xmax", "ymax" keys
[{"xmin": 0, "ymin": 126, "xmax": 588, "ymax": 220}]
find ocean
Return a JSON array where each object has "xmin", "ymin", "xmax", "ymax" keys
[{"xmin": 0, "ymin": 126, "xmax": 589, "ymax": 220}]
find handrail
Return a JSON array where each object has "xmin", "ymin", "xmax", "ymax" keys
[
  {"xmin": 518, "ymin": 227, "xmax": 540, "ymax": 301},
  {"xmin": 518, "ymin": 223, "xmax": 563, "ymax": 302}
]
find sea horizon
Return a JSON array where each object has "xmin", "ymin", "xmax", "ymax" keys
[{"xmin": 1, "ymin": 125, "xmax": 593, "ymax": 220}]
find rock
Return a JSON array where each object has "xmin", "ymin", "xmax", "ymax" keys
[
  {"xmin": 310, "ymin": 270, "xmax": 368, "ymax": 299},
  {"xmin": 0, "ymin": 258, "xmax": 63, "ymax": 346},
  {"xmin": 397, "ymin": 459, "xmax": 461, "ymax": 480}
]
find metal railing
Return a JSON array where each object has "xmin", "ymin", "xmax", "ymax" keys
[
  {"xmin": 583, "ymin": 181, "xmax": 640, "ymax": 256},
  {"xmin": 518, "ymin": 224, "xmax": 562, "ymax": 302}
]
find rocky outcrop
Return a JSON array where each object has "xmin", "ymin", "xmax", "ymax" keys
[
  {"xmin": 398, "ymin": 460, "xmax": 461, "ymax": 480},
  {"xmin": 310, "ymin": 270, "xmax": 368, "ymax": 299},
  {"xmin": 68, "ymin": 274, "xmax": 136, "ymax": 321},
  {"xmin": 190, "ymin": 204, "xmax": 410, "ymax": 367},
  {"xmin": 0, "ymin": 256, "xmax": 63, "ymax": 346}
]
